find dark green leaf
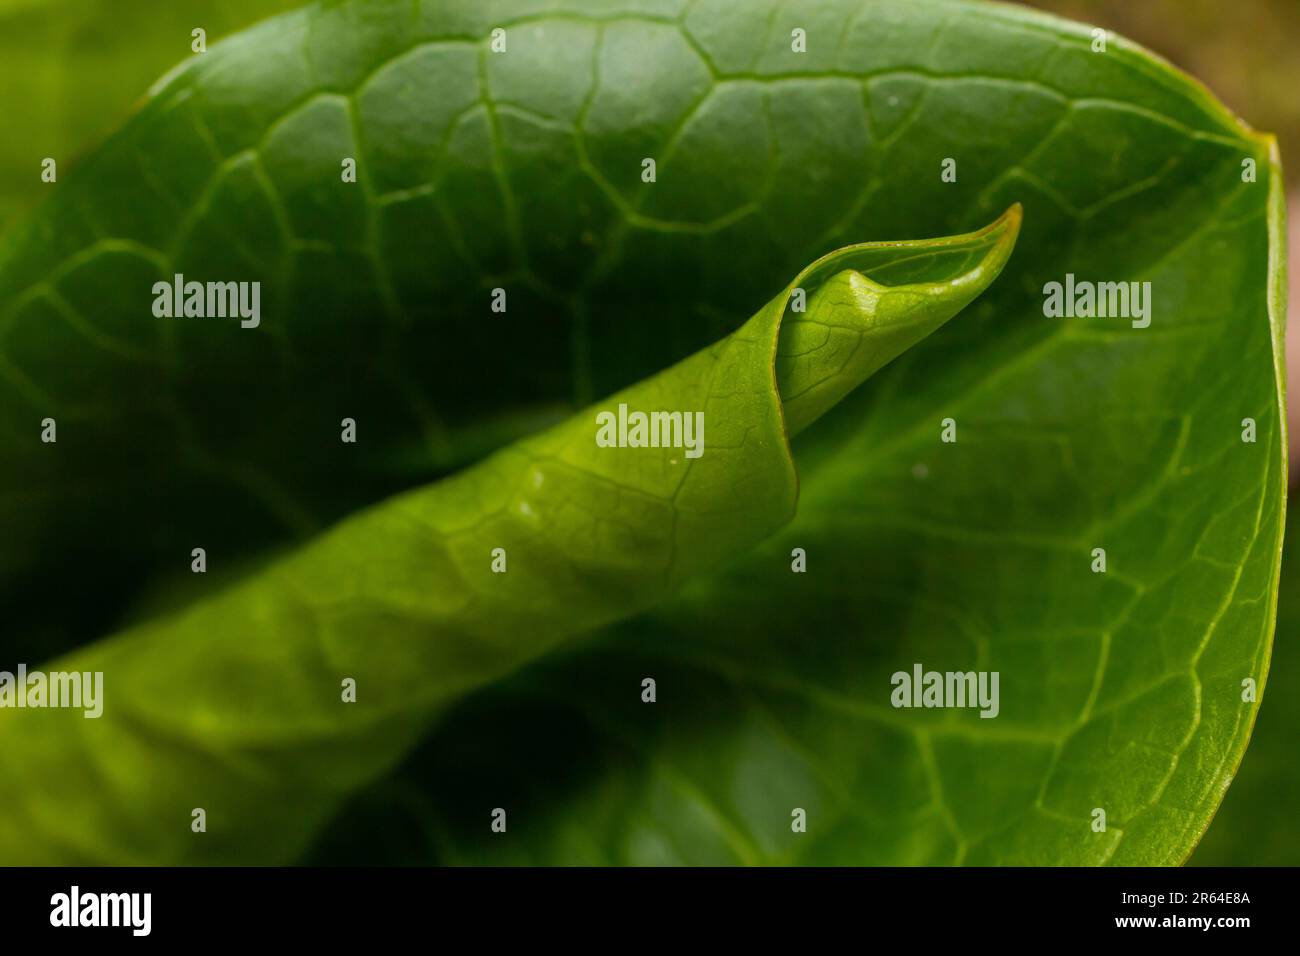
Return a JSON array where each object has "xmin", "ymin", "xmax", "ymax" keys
[{"xmin": 0, "ymin": 0, "xmax": 1284, "ymax": 866}]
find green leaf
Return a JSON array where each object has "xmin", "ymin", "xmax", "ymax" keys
[
  {"xmin": 1190, "ymin": 502, "xmax": 1300, "ymax": 866},
  {"xmin": 0, "ymin": 209, "xmax": 1019, "ymax": 864},
  {"xmin": 0, "ymin": 0, "xmax": 1285, "ymax": 866}
]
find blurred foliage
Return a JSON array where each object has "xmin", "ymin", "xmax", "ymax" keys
[{"xmin": 0, "ymin": 0, "xmax": 305, "ymax": 227}]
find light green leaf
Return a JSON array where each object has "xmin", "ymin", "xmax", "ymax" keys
[{"xmin": 0, "ymin": 209, "xmax": 1020, "ymax": 863}]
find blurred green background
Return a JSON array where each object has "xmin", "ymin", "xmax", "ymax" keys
[
  {"xmin": 0, "ymin": 0, "xmax": 1293, "ymax": 866},
  {"xmin": 0, "ymin": 0, "xmax": 303, "ymax": 227}
]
